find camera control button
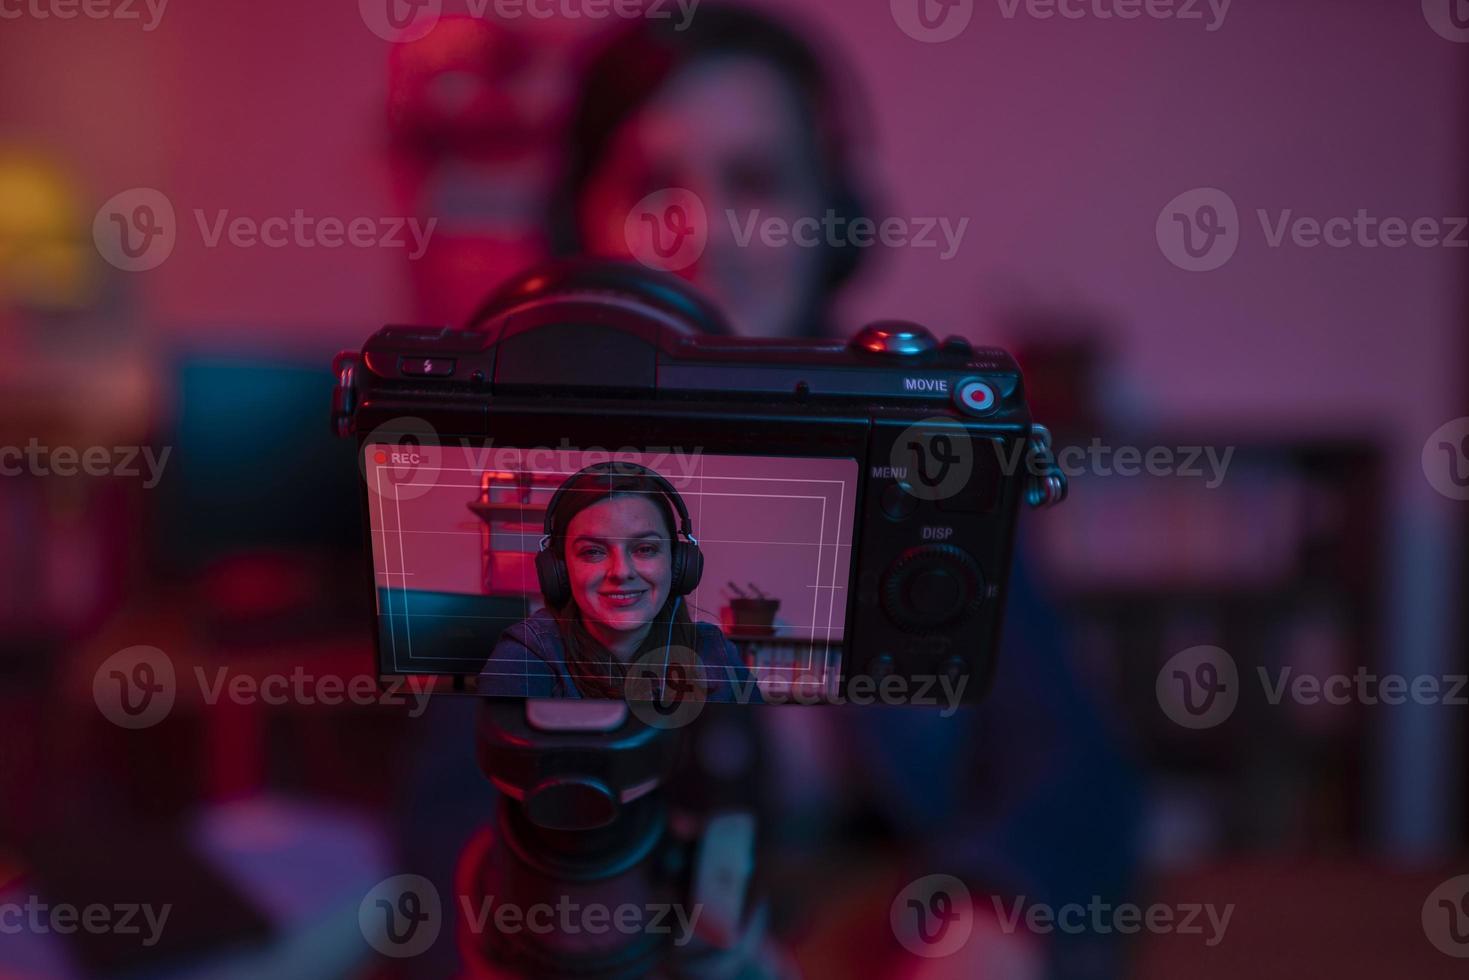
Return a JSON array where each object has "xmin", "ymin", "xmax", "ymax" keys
[
  {"xmin": 851, "ymin": 321, "xmax": 937, "ymax": 356},
  {"xmin": 955, "ymin": 378, "xmax": 996, "ymax": 415},
  {"xmin": 882, "ymin": 545, "xmax": 983, "ymax": 631},
  {"xmin": 880, "ymin": 481, "xmax": 919, "ymax": 520},
  {"xmin": 401, "ymin": 356, "xmax": 456, "ymax": 378}
]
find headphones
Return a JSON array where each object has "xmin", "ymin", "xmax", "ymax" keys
[
  {"xmin": 465, "ymin": 258, "xmax": 732, "ymax": 336},
  {"xmin": 534, "ymin": 461, "xmax": 704, "ymax": 609}
]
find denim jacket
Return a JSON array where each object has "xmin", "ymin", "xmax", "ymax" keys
[{"xmin": 480, "ymin": 607, "xmax": 761, "ymax": 703}]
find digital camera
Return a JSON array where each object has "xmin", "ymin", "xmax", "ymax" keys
[{"xmin": 330, "ymin": 261, "xmax": 1064, "ymax": 708}]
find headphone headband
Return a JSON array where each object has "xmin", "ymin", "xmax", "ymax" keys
[{"xmin": 539, "ymin": 461, "xmax": 695, "ymax": 546}]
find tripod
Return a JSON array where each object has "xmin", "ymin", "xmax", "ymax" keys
[{"xmin": 454, "ymin": 698, "xmax": 787, "ymax": 978}]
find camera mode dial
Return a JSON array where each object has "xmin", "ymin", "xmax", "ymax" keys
[{"xmin": 851, "ymin": 321, "xmax": 937, "ymax": 356}]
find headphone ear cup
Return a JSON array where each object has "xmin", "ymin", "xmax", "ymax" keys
[
  {"xmin": 670, "ymin": 541, "xmax": 703, "ymax": 596},
  {"xmin": 535, "ymin": 548, "xmax": 571, "ymax": 608}
]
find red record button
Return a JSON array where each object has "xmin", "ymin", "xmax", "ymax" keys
[{"xmin": 955, "ymin": 378, "xmax": 996, "ymax": 415}]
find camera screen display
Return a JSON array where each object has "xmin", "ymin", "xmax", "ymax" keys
[{"xmin": 363, "ymin": 443, "xmax": 857, "ymax": 703}]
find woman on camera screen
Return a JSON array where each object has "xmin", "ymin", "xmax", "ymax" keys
[{"xmin": 480, "ymin": 462, "xmax": 756, "ymax": 702}]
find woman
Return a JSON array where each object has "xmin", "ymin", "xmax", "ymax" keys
[
  {"xmin": 480, "ymin": 462, "xmax": 756, "ymax": 703},
  {"xmin": 546, "ymin": 9, "xmax": 1142, "ymax": 979},
  {"xmin": 548, "ymin": 5, "xmax": 868, "ymax": 340}
]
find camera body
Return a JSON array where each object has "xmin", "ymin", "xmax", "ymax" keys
[{"xmin": 333, "ymin": 262, "xmax": 1063, "ymax": 707}]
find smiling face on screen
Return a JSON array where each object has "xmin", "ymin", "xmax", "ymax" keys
[{"xmin": 564, "ymin": 494, "xmax": 674, "ymax": 643}]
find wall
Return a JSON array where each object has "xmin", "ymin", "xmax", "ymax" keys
[{"xmin": 1, "ymin": 0, "xmax": 1463, "ymax": 853}]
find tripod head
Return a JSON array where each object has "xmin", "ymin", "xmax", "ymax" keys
[
  {"xmin": 459, "ymin": 699, "xmax": 778, "ymax": 979},
  {"xmin": 478, "ymin": 699, "xmax": 679, "ymax": 836}
]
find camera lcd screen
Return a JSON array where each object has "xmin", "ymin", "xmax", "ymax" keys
[{"xmin": 363, "ymin": 443, "xmax": 857, "ymax": 703}]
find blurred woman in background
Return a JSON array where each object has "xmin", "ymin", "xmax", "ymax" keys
[{"xmin": 547, "ymin": 7, "xmax": 1143, "ymax": 979}]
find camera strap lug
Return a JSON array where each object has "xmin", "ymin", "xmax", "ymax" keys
[
  {"xmin": 331, "ymin": 351, "xmax": 359, "ymax": 439},
  {"xmin": 1024, "ymin": 423, "xmax": 1068, "ymax": 508}
]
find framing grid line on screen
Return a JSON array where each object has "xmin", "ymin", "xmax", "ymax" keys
[{"xmin": 364, "ymin": 449, "xmax": 857, "ymax": 688}]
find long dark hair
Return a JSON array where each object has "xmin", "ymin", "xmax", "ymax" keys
[
  {"xmin": 544, "ymin": 468, "xmax": 698, "ymax": 698},
  {"xmin": 547, "ymin": 4, "xmax": 872, "ymax": 318}
]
